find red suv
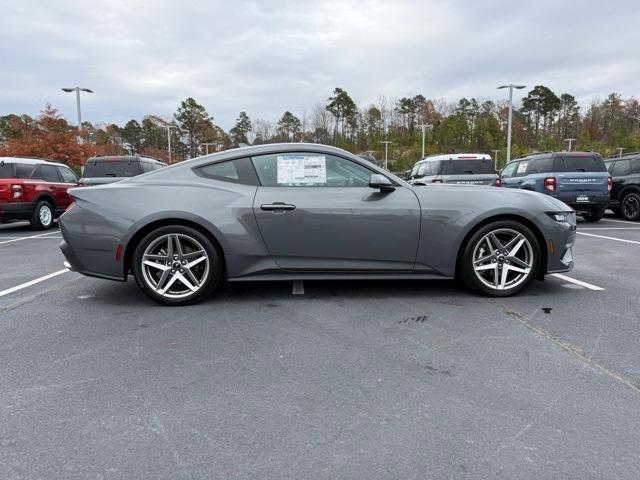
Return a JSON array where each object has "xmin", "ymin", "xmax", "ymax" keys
[{"xmin": 0, "ymin": 157, "xmax": 79, "ymax": 229}]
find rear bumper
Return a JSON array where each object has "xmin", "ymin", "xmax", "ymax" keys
[
  {"xmin": 554, "ymin": 193, "xmax": 609, "ymax": 212},
  {"xmin": 0, "ymin": 201, "xmax": 35, "ymax": 220}
]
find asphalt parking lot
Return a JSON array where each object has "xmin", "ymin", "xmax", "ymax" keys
[{"xmin": 1, "ymin": 217, "xmax": 640, "ymax": 479}]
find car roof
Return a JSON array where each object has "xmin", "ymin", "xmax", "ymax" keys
[
  {"xmin": 605, "ymin": 152, "xmax": 640, "ymax": 161},
  {"xmin": 415, "ymin": 153, "xmax": 492, "ymax": 164},
  {"xmin": 0, "ymin": 156, "xmax": 67, "ymax": 167},
  {"xmin": 88, "ymin": 155, "xmax": 167, "ymax": 165},
  {"xmin": 506, "ymin": 151, "xmax": 601, "ymax": 164}
]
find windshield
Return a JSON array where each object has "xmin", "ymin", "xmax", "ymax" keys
[
  {"xmin": 553, "ymin": 155, "xmax": 607, "ymax": 172},
  {"xmin": 440, "ymin": 159, "xmax": 495, "ymax": 175},
  {"xmin": 83, "ymin": 159, "xmax": 141, "ymax": 178}
]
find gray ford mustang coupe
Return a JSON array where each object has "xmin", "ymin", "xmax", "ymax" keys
[{"xmin": 59, "ymin": 143, "xmax": 576, "ymax": 305}]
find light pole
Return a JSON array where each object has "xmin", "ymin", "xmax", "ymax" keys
[
  {"xmin": 380, "ymin": 141, "xmax": 392, "ymax": 170},
  {"xmin": 564, "ymin": 138, "xmax": 576, "ymax": 152},
  {"xmin": 617, "ymin": 147, "xmax": 625, "ymax": 157},
  {"xmin": 418, "ymin": 123, "xmax": 433, "ymax": 159},
  {"xmin": 61, "ymin": 87, "xmax": 93, "ymax": 135},
  {"xmin": 164, "ymin": 125, "xmax": 181, "ymax": 164},
  {"xmin": 202, "ymin": 142, "xmax": 216, "ymax": 155},
  {"xmin": 492, "ymin": 149, "xmax": 500, "ymax": 170},
  {"xmin": 497, "ymin": 84, "xmax": 526, "ymax": 163}
]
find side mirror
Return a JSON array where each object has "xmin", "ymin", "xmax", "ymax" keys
[{"xmin": 369, "ymin": 174, "xmax": 395, "ymax": 192}]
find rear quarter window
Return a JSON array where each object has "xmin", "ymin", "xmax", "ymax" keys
[
  {"xmin": 195, "ymin": 157, "xmax": 259, "ymax": 186},
  {"xmin": 553, "ymin": 155, "xmax": 607, "ymax": 172},
  {"xmin": 0, "ymin": 162, "xmax": 14, "ymax": 178}
]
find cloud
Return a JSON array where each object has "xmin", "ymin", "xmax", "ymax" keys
[{"xmin": 1, "ymin": 0, "xmax": 638, "ymax": 129}]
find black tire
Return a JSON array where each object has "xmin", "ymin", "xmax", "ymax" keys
[
  {"xmin": 582, "ymin": 208, "xmax": 606, "ymax": 223},
  {"xmin": 30, "ymin": 200, "xmax": 54, "ymax": 230},
  {"xmin": 620, "ymin": 192, "xmax": 640, "ymax": 221},
  {"xmin": 459, "ymin": 220, "xmax": 540, "ymax": 297},
  {"xmin": 132, "ymin": 225, "xmax": 222, "ymax": 306}
]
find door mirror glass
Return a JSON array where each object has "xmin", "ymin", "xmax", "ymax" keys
[{"xmin": 369, "ymin": 174, "xmax": 395, "ymax": 192}]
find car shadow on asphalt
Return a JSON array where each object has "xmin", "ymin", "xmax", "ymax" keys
[{"xmin": 86, "ymin": 275, "xmax": 565, "ymax": 309}]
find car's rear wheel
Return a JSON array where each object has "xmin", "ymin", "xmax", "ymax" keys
[
  {"xmin": 620, "ymin": 192, "xmax": 640, "ymax": 221},
  {"xmin": 582, "ymin": 207, "xmax": 606, "ymax": 223},
  {"xmin": 132, "ymin": 226, "xmax": 222, "ymax": 305},
  {"xmin": 460, "ymin": 220, "xmax": 540, "ymax": 297},
  {"xmin": 30, "ymin": 200, "xmax": 54, "ymax": 230}
]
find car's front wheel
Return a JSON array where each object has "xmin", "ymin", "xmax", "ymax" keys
[
  {"xmin": 132, "ymin": 225, "xmax": 222, "ymax": 305},
  {"xmin": 460, "ymin": 220, "xmax": 540, "ymax": 297}
]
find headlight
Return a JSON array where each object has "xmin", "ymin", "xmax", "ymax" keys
[{"xmin": 547, "ymin": 211, "xmax": 576, "ymax": 223}]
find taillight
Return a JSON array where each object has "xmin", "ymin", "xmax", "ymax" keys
[
  {"xmin": 607, "ymin": 176, "xmax": 612, "ymax": 192},
  {"xmin": 495, "ymin": 178, "xmax": 502, "ymax": 187},
  {"xmin": 11, "ymin": 184, "xmax": 23, "ymax": 199},
  {"xmin": 431, "ymin": 179, "xmax": 443, "ymax": 183},
  {"xmin": 544, "ymin": 177, "xmax": 557, "ymax": 193}
]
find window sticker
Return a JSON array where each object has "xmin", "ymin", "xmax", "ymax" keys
[
  {"xmin": 277, "ymin": 155, "xmax": 327, "ymax": 185},
  {"xmin": 516, "ymin": 161, "xmax": 529, "ymax": 174}
]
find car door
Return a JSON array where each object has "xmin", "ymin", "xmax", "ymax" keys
[
  {"xmin": 56, "ymin": 166, "xmax": 79, "ymax": 209},
  {"xmin": 609, "ymin": 159, "xmax": 630, "ymax": 200},
  {"xmin": 34, "ymin": 164, "xmax": 66, "ymax": 210},
  {"xmin": 499, "ymin": 162, "xmax": 519, "ymax": 188},
  {"xmin": 251, "ymin": 152, "xmax": 421, "ymax": 271}
]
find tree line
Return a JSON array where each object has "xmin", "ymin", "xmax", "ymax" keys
[{"xmin": 1, "ymin": 86, "xmax": 638, "ymax": 172}]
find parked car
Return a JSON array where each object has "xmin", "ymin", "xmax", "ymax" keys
[
  {"xmin": 500, "ymin": 152, "xmax": 611, "ymax": 222},
  {"xmin": 605, "ymin": 152, "xmax": 640, "ymax": 221},
  {"xmin": 0, "ymin": 156, "xmax": 78, "ymax": 229},
  {"xmin": 80, "ymin": 155, "xmax": 167, "ymax": 186},
  {"xmin": 408, "ymin": 153, "xmax": 500, "ymax": 186},
  {"xmin": 60, "ymin": 143, "xmax": 576, "ymax": 306}
]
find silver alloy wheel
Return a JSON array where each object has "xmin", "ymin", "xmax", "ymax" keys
[
  {"xmin": 141, "ymin": 233, "xmax": 210, "ymax": 299},
  {"xmin": 472, "ymin": 228, "xmax": 534, "ymax": 291},
  {"xmin": 39, "ymin": 204, "xmax": 52, "ymax": 227}
]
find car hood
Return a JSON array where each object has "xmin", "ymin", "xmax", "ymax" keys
[{"xmin": 410, "ymin": 184, "xmax": 571, "ymax": 212}]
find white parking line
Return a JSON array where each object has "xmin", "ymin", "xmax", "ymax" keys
[
  {"xmin": 0, "ymin": 231, "xmax": 61, "ymax": 245},
  {"xmin": 601, "ymin": 218, "xmax": 639, "ymax": 225},
  {"xmin": 576, "ymin": 231, "xmax": 640, "ymax": 245},
  {"xmin": 579, "ymin": 227, "xmax": 640, "ymax": 230},
  {"xmin": 551, "ymin": 274, "xmax": 605, "ymax": 291},
  {"xmin": 0, "ymin": 269, "xmax": 69, "ymax": 298}
]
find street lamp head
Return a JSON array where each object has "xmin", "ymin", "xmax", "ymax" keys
[
  {"xmin": 514, "ymin": 85, "xmax": 526, "ymax": 89},
  {"xmin": 61, "ymin": 88, "xmax": 75, "ymax": 92},
  {"xmin": 80, "ymin": 88, "xmax": 94, "ymax": 93},
  {"xmin": 497, "ymin": 85, "xmax": 509, "ymax": 89}
]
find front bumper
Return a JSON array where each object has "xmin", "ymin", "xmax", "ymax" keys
[{"xmin": 545, "ymin": 222, "xmax": 576, "ymax": 274}]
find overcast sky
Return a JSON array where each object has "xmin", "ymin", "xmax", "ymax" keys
[{"xmin": 1, "ymin": 0, "xmax": 638, "ymax": 130}]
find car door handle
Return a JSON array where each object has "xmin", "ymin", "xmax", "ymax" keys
[{"xmin": 260, "ymin": 203, "xmax": 296, "ymax": 211}]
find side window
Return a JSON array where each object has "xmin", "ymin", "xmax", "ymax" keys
[
  {"xmin": 140, "ymin": 162, "xmax": 153, "ymax": 173},
  {"xmin": 631, "ymin": 158, "xmax": 640, "ymax": 174},
  {"xmin": 526, "ymin": 157, "xmax": 552, "ymax": 174},
  {"xmin": 605, "ymin": 161, "xmax": 615, "ymax": 173},
  {"xmin": 35, "ymin": 165, "xmax": 61, "ymax": 182},
  {"xmin": 195, "ymin": 157, "xmax": 259, "ymax": 185},
  {"xmin": 15, "ymin": 163, "xmax": 36, "ymax": 179},
  {"xmin": 251, "ymin": 153, "xmax": 373, "ymax": 187},
  {"xmin": 57, "ymin": 167, "xmax": 78, "ymax": 183},
  {"xmin": 515, "ymin": 160, "xmax": 530, "ymax": 177},
  {"xmin": 500, "ymin": 162, "xmax": 518, "ymax": 178},
  {"xmin": 611, "ymin": 159, "xmax": 631, "ymax": 176},
  {"xmin": 410, "ymin": 164, "xmax": 420, "ymax": 179}
]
